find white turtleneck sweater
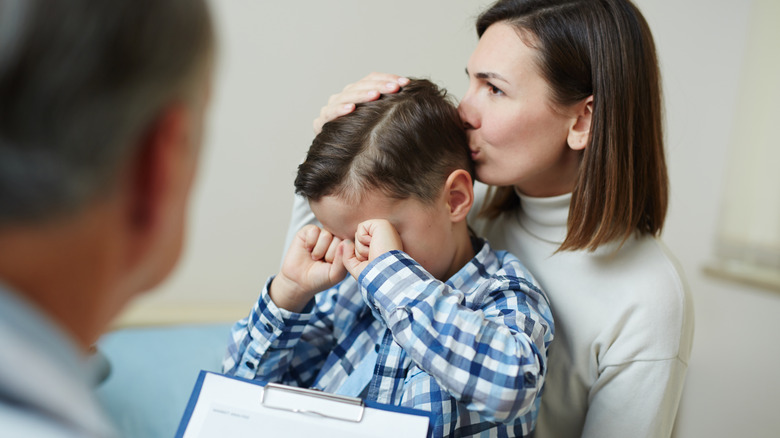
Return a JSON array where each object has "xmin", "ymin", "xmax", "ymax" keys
[
  {"xmin": 284, "ymin": 183, "xmax": 694, "ymax": 438},
  {"xmin": 468, "ymin": 182, "xmax": 694, "ymax": 438}
]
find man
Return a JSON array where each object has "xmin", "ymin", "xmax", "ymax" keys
[{"xmin": 0, "ymin": 0, "xmax": 214, "ymax": 436}]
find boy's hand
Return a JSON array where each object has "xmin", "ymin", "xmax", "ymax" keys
[
  {"xmin": 342, "ymin": 219, "xmax": 403, "ymax": 279},
  {"xmin": 270, "ymin": 225, "xmax": 347, "ymax": 312}
]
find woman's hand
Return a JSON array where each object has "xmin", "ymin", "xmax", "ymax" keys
[
  {"xmin": 313, "ymin": 72, "xmax": 409, "ymax": 134},
  {"xmin": 271, "ymin": 225, "xmax": 348, "ymax": 312},
  {"xmin": 341, "ymin": 219, "xmax": 403, "ymax": 279}
]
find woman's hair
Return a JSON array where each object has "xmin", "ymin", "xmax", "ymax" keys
[
  {"xmin": 295, "ymin": 78, "xmax": 473, "ymax": 204},
  {"xmin": 476, "ymin": 0, "xmax": 668, "ymax": 252}
]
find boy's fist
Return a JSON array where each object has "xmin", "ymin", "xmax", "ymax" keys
[
  {"xmin": 271, "ymin": 225, "xmax": 347, "ymax": 312},
  {"xmin": 342, "ymin": 219, "xmax": 403, "ymax": 279}
]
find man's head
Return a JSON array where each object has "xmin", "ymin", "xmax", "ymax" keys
[
  {"xmin": 295, "ymin": 79, "xmax": 476, "ymax": 280},
  {"xmin": 0, "ymin": 0, "xmax": 213, "ymax": 224},
  {"xmin": 0, "ymin": 0, "xmax": 214, "ymax": 347}
]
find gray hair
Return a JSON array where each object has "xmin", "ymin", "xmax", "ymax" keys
[{"xmin": 0, "ymin": 0, "xmax": 214, "ymax": 224}]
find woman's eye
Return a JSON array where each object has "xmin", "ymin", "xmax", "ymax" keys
[{"xmin": 487, "ymin": 82, "xmax": 504, "ymax": 96}]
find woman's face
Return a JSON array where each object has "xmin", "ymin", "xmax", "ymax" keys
[{"xmin": 459, "ymin": 22, "xmax": 582, "ymax": 197}]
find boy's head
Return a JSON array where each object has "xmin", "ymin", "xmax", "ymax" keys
[{"xmin": 295, "ymin": 79, "xmax": 476, "ymax": 280}]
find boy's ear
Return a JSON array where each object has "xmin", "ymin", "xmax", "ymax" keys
[
  {"xmin": 567, "ymin": 95, "xmax": 593, "ymax": 151},
  {"xmin": 444, "ymin": 169, "xmax": 474, "ymax": 223}
]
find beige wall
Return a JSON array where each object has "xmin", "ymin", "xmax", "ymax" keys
[
  {"xmin": 117, "ymin": 0, "xmax": 491, "ymax": 324},
  {"xmin": 116, "ymin": 0, "xmax": 780, "ymax": 436},
  {"xmin": 641, "ymin": 1, "xmax": 780, "ymax": 436}
]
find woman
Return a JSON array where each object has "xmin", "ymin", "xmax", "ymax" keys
[{"xmin": 293, "ymin": 0, "xmax": 694, "ymax": 437}]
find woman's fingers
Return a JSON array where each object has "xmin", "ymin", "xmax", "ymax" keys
[
  {"xmin": 336, "ymin": 73, "xmax": 408, "ymax": 99},
  {"xmin": 336, "ymin": 77, "xmax": 407, "ymax": 98},
  {"xmin": 313, "ymin": 73, "xmax": 409, "ymax": 133}
]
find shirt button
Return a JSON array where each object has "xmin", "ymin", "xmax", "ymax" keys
[
  {"xmin": 523, "ymin": 372, "xmax": 536, "ymax": 386},
  {"xmin": 264, "ymin": 323, "xmax": 273, "ymax": 333},
  {"xmin": 245, "ymin": 361, "xmax": 255, "ymax": 370},
  {"xmin": 374, "ymin": 344, "xmax": 380, "ymax": 353}
]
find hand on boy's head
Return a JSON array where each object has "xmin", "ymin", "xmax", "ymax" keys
[
  {"xmin": 341, "ymin": 219, "xmax": 403, "ymax": 279},
  {"xmin": 313, "ymin": 72, "xmax": 409, "ymax": 134},
  {"xmin": 272, "ymin": 225, "xmax": 348, "ymax": 312}
]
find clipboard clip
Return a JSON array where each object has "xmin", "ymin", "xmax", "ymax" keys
[{"xmin": 260, "ymin": 382, "xmax": 366, "ymax": 423}]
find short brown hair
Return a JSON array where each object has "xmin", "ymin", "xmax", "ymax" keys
[
  {"xmin": 295, "ymin": 79, "xmax": 472, "ymax": 204},
  {"xmin": 476, "ymin": 0, "xmax": 668, "ymax": 252}
]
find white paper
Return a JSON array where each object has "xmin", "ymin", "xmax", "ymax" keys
[{"xmin": 181, "ymin": 373, "xmax": 429, "ymax": 438}]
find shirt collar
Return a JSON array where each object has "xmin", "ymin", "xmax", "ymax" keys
[
  {"xmin": 0, "ymin": 282, "xmax": 117, "ymax": 437},
  {"xmin": 445, "ymin": 237, "xmax": 495, "ymax": 290}
]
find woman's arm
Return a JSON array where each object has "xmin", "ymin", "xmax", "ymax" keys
[
  {"xmin": 283, "ymin": 194, "xmax": 318, "ymax": 255},
  {"xmin": 582, "ymin": 358, "xmax": 688, "ymax": 438}
]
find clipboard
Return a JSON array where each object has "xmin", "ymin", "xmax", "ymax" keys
[{"xmin": 175, "ymin": 371, "xmax": 432, "ymax": 438}]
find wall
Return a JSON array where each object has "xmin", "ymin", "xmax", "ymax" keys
[
  {"xmin": 639, "ymin": 1, "xmax": 780, "ymax": 436},
  {"xmin": 115, "ymin": 0, "xmax": 780, "ymax": 436},
  {"xmin": 116, "ymin": 0, "xmax": 491, "ymax": 324}
]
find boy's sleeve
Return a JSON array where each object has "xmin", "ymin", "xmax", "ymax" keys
[
  {"xmin": 358, "ymin": 250, "xmax": 554, "ymax": 425},
  {"xmin": 222, "ymin": 275, "xmax": 338, "ymax": 388}
]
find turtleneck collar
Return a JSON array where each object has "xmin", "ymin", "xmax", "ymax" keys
[{"xmin": 514, "ymin": 188, "xmax": 571, "ymax": 245}]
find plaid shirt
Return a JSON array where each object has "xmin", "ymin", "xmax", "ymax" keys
[{"xmin": 224, "ymin": 239, "xmax": 553, "ymax": 437}]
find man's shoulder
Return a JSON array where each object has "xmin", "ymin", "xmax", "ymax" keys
[{"xmin": 0, "ymin": 402, "xmax": 83, "ymax": 438}]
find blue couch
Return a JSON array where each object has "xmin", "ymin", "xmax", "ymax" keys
[{"xmin": 95, "ymin": 323, "xmax": 233, "ymax": 438}]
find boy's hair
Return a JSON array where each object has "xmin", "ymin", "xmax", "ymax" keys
[{"xmin": 295, "ymin": 78, "xmax": 472, "ymax": 204}]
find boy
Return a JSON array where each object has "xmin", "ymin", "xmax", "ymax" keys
[{"xmin": 223, "ymin": 79, "xmax": 553, "ymax": 437}]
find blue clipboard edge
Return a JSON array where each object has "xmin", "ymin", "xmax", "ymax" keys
[
  {"xmin": 174, "ymin": 369, "xmax": 208, "ymax": 438},
  {"xmin": 175, "ymin": 370, "xmax": 434, "ymax": 438}
]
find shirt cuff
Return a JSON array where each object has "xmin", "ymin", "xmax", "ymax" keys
[
  {"xmin": 248, "ymin": 275, "xmax": 316, "ymax": 348},
  {"xmin": 358, "ymin": 250, "xmax": 437, "ymax": 320}
]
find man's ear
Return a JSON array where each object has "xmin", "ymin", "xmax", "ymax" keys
[
  {"xmin": 567, "ymin": 95, "xmax": 593, "ymax": 151},
  {"xmin": 444, "ymin": 169, "xmax": 474, "ymax": 223},
  {"xmin": 124, "ymin": 104, "xmax": 190, "ymax": 259}
]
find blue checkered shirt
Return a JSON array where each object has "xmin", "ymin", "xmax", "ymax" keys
[{"xmin": 223, "ymin": 238, "xmax": 554, "ymax": 437}]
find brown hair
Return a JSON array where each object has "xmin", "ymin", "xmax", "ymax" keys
[
  {"xmin": 295, "ymin": 78, "xmax": 473, "ymax": 204},
  {"xmin": 476, "ymin": 0, "xmax": 668, "ymax": 251}
]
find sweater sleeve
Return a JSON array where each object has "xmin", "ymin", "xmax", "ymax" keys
[
  {"xmin": 222, "ymin": 275, "xmax": 338, "ymax": 388},
  {"xmin": 283, "ymin": 194, "xmax": 319, "ymax": 257},
  {"xmin": 358, "ymin": 250, "xmax": 554, "ymax": 424},
  {"xmin": 582, "ymin": 357, "xmax": 689, "ymax": 438}
]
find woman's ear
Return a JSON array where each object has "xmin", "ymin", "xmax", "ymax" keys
[
  {"xmin": 444, "ymin": 169, "xmax": 474, "ymax": 223},
  {"xmin": 567, "ymin": 95, "xmax": 593, "ymax": 151}
]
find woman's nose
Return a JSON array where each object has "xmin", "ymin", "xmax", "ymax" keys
[{"xmin": 458, "ymin": 94, "xmax": 479, "ymax": 130}]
